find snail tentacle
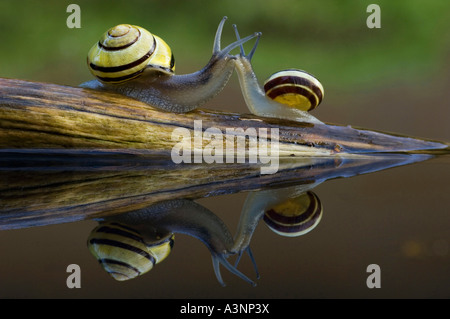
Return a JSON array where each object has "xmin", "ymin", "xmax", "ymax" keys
[
  {"xmin": 212, "ymin": 253, "xmax": 257, "ymax": 287},
  {"xmin": 234, "ymin": 246, "xmax": 260, "ymax": 280}
]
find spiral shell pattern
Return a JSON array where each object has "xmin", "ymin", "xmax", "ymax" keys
[
  {"xmin": 263, "ymin": 191, "xmax": 322, "ymax": 237},
  {"xmin": 263, "ymin": 69, "xmax": 324, "ymax": 112},
  {"xmin": 87, "ymin": 222, "xmax": 174, "ymax": 281},
  {"xmin": 87, "ymin": 24, "xmax": 175, "ymax": 83}
]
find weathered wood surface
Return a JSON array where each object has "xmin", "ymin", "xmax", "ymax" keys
[
  {"xmin": 0, "ymin": 77, "xmax": 448, "ymax": 230},
  {"xmin": 0, "ymin": 78, "xmax": 447, "ymax": 154}
]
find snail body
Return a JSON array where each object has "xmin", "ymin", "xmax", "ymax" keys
[
  {"xmin": 232, "ymin": 25, "xmax": 324, "ymax": 124},
  {"xmin": 81, "ymin": 17, "xmax": 258, "ymax": 113}
]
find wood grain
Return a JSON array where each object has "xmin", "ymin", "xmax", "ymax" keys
[
  {"xmin": 0, "ymin": 77, "xmax": 447, "ymax": 229},
  {"xmin": 0, "ymin": 77, "xmax": 446, "ymax": 154}
]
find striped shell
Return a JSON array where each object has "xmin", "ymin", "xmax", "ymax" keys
[
  {"xmin": 263, "ymin": 69, "xmax": 324, "ymax": 112},
  {"xmin": 87, "ymin": 24, "xmax": 175, "ymax": 84},
  {"xmin": 87, "ymin": 222, "xmax": 174, "ymax": 281},
  {"xmin": 263, "ymin": 191, "xmax": 322, "ymax": 237}
]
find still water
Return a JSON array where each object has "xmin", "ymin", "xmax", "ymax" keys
[{"xmin": 0, "ymin": 149, "xmax": 448, "ymax": 299}]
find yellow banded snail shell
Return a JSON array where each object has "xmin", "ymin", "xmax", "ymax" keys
[
  {"xmin": 87, "ymin": 24, "xmax": 175, "ymax": 83},
  {"xmin": 87, "ymin": 221, "xmax": 174, "ymax": 281},
  {"xmin": 263, "ymin": 191, "xmax": 322, "ymax": 237},
  {"xmin": 263, "ymin": 69, "xmax": 324, "ymax": 112}
]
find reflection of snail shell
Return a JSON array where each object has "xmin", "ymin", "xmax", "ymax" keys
[
  {"xmin": 263, "ymin": 191, "xmax": 322, "ymax": 237},
  {"xmin": 87, "ymin": 222, "xmax": 174, "ymax": 281}
]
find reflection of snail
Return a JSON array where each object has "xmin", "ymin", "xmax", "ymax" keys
[
  {"xmin": 88, "ymin": 222, "xmax": 174, "ymax": 281},
  {"xmin": 232, "ymin": 184, "xmax": 323, "ymax": 263},
  {"xmin": 81, "ymin": 17, "xmax": 259, "ymax": 113},
  {"xmin": 232, "ymin": 25, "xmax": 324, "ymax": 124},
  {"xmin": 87, "ymin": 199, "xmax": 256, "ymax": 286}
]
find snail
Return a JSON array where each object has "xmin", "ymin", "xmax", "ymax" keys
[
  {"xmin": 80, "ymin": 17, "xmax": 259, "ymax": 113},
  {"xmin": 232, "ymin": 184, "xmax": 323, "ymax": 266},
  {"xmin": 231, "ymin": 25, "xmax": 324, "ymax": 124},
  {"xmin": 87, "ymin": 199, "xmax": 257, "ymax": 286}
]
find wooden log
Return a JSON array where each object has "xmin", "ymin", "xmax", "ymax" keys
[
  {"xmin": 0, "ymin": 77, "xmax": 448, "ymax": 229},
  {"xmin": 0, "ymin": 78, "xmax": 447, "ymax": 155}
]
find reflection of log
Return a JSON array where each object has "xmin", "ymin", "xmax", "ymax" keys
[
  {"xmin": 0, "ymin": 77, "xmax": 448, "ymax": 229},
  {"xmin": 0, "ymin": 78, "xmax": 447, "ymax": 154},
  {"xmin": 0, "ymin": 150, "xmax": 434, "ymax": 229}
]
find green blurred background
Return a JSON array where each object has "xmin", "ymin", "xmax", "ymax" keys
[
  {"xmin": 0, "ymin": 0, "xmax": 448, "ymax": 139},
  {"xmin": 0, "ymin": 0, "xmax": 448, "ymax": 86}
]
